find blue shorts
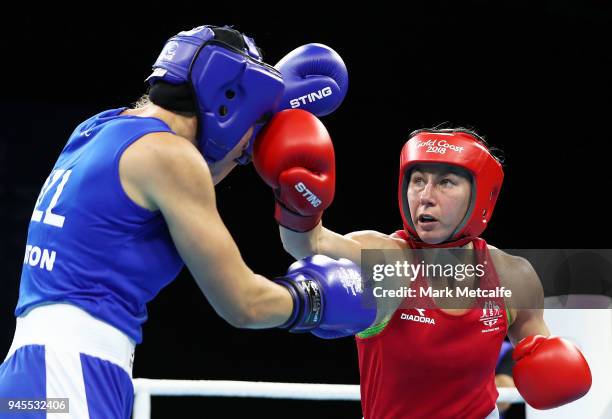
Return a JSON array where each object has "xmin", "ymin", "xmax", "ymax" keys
[
  {"xmin": 0, "ymin": 345, "xmax": 133, "ymax": 418},
  {"xmin": 0, "ymin": 304, "xmax": 136, "ymax": 419}
]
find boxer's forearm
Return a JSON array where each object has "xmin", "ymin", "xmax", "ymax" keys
[
  {"xmin": 235, "ymin": 274, "xmax": 294, "ymax": 329},
  {"xmin": 279, "ymin": 222, "xmax": 323, "ymax": 259},
  {"xmin": 280, "ymin": 223, "xmax": 364, "ymax": 265}
]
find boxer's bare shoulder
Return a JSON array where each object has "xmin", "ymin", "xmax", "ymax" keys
[
  {"xmin": 486, "ymin": 245, "xmax": 543, "ymax": 326},
  {"xmin": 346, "ymin": 230, "xmax": 405, "ymax": 250}
]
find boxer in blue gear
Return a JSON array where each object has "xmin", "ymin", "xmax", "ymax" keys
[{"xmin": 0, "ymin": 25, "xmax": 350, "ymax": 419}]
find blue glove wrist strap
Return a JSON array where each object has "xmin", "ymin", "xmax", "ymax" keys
[{"xmin": 275, "ymin": 275, "xmax": 323, "ymax": 332}]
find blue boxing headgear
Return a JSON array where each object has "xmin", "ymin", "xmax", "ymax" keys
[{"xmin": 146, "ymin": 25, "xmax": 284, "ymax": 164}]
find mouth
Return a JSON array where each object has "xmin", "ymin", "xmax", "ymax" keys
[
  {"xmin": 417, "ymin": 214, "xmax": 438, "ymax": 224},
  {"xmin": 416, "ymin": 214, "xmax": 440, "ymax": 230}
]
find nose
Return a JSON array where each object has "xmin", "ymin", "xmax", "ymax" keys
[{"xmin": 419, "ymin": 181, "xmax": 436, "ymax": 206}]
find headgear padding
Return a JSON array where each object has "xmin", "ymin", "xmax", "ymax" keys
[
  {"xmin": 146, "ymin": 25, "xmax": 284, "ymax": 164},
  {"xmin": 398, "ymin": 130, "xmax": 504, "ymax": 245}
]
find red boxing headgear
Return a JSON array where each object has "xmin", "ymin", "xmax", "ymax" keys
[{"xmin": 398, "ymin": 130, "xmax": 504, "ymax": 246}]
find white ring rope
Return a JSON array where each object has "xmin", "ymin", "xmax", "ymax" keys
[
  {"xmin": 134, "ymin": 379, "xmax": 361, "ymax": 399},
  {"xmin": 132, "ymin": 378, "xmax": 524, "ymax": 419}
]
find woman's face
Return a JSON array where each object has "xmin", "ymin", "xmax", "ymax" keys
[{"xmin": 407, "ymin": 164, "xmax": 472, "ymax": 244}]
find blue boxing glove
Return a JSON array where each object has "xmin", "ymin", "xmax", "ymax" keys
[
  {"xmin": 241, "ymin": 44, "xmax": 347, "ymax": 165},
  {"xmin": 275, "ymin": 44, "xmax": 348, "ymax": 116},
  {"xmin": 276, "ymin": 255, "xmax": 376, "ymax": 339}
]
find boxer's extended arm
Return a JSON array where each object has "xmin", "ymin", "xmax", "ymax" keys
[
  {"xmin": 506, "ymin": 256, "xmax": 550, "ymax": 344},
  {"xmin": 505, "ymin": 257, "xmax": 591, "ymax": 409},
  {"xmin": 279, "ymin": 223, "xmax": 360, "ymax": 261},
  {"xmin": 280, "ymin": 224, "xmax": 392, "ymax": 265},
  {"xmin": 120, "ymin": 132, "xmax": 292, "ymax": 329}
]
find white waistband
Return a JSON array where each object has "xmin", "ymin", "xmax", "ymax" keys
[{"xmin": 5, "ymin": 303, "xmax": 135, "ymax": 377}]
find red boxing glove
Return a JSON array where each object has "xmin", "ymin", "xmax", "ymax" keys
[
  {"xmin": 253, "ymin": 109, "xmax": 335, "ymax": 232},
  {"xmin": 512, "ymin": 335, "xmax": 592, "ymax": 410}
]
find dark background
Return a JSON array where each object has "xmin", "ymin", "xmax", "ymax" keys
[{"xmin": 1, "ymin": 2, "xmax": 610, "ymax": 418}]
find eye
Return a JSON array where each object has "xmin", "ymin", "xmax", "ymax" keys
[{"xmin": 440, "ymin": 178, "xmax": 455, "ymax": 187}]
